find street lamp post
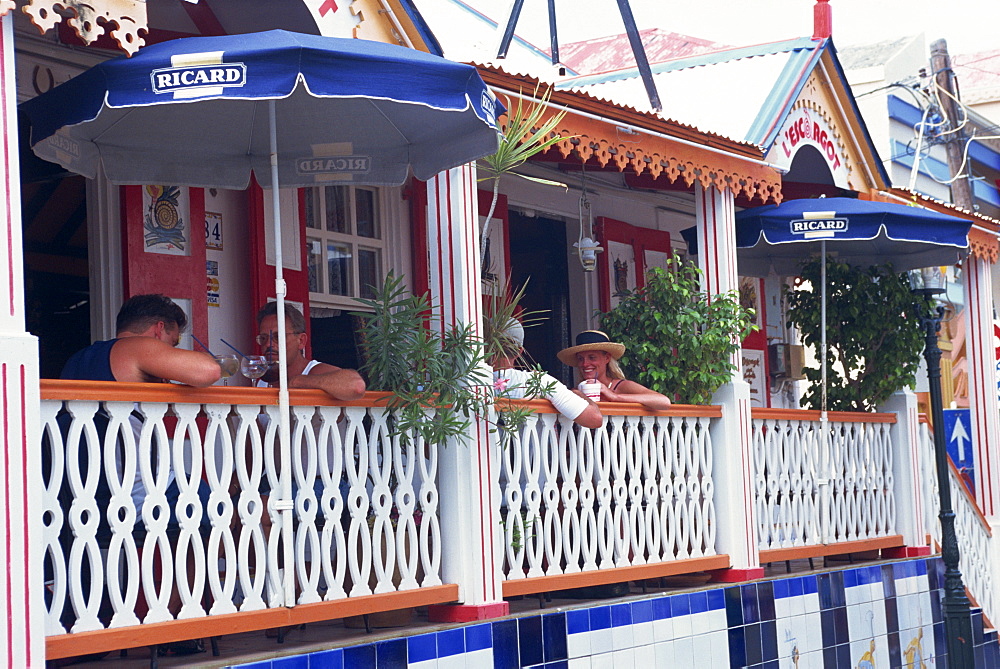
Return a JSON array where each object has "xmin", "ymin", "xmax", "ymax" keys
[{"xmin": 910, "ymin": 267, "xmax": 974, "ymax": 667}]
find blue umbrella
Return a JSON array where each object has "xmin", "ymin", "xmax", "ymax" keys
[
  {"xmin": 734, "ymin": 196, "xmax": 971, "ymax": 278},
  {"xmin": 735, "ymin": 196, "xmax": 971, "ymax": 543},
  {"xmin": 21, "ymin": 30, "xmax": 503, "ymax": 607},
  {"xmin": 733, "ymin": 196, "xmax": 970, "ymax": 418},
  {"xmin": 21, "ymin": 29, "xmax": 502, "ymax": 189}
]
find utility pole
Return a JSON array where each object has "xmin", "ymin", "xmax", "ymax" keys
[{"xmin": 930, "ymin": 38, "xmax": 975, "ymax": 211}]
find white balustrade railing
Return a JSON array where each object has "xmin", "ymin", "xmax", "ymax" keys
[
  {"xmin": 752, "ymin": 410, "xmax": 896, "ymax": 551},
  {"xmin": 499, "ymin": 407, "xmax": 717, "ymax": 581},
  {"xmin": 919, "ymin": 421, "xmax": 997, "ymax": 625},
  {"xmin": 39, "ymin": 384, "xmax": 442, "ymax": 637}
]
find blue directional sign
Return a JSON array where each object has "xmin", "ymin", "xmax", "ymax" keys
[{"xmin": 943, "ymin": 408, "xmax": 975, "ymax": 494}]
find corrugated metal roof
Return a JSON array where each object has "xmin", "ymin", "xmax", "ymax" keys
[
  {"xmin": 558, "ymin": 38, "xmax": 823, "ymax": 146},
  {"xmin": 558, "ymin": 29, "xmax": 730, "ymax": 75},
  {"xmin": 475, "ymin": 61, "xmax": 766, "ymax": 154}
]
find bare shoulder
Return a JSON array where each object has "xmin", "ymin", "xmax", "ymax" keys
[
  {"xmin": 615, "ymin": 379, "xmax": 651, "ymax": 394},
  {"xmin": 305, "ymin": 361, "xmax": 342, "ymax": 375}
]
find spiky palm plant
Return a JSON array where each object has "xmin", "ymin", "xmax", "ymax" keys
[{"xmin": 478, "ymin": 86, "xmax": 569, "ymax": 264}]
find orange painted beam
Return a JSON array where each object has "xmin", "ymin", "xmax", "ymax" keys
[
  {"xmin": 501, "ymin": 555, "xmax": 730, "ymax": 598},
  {"xmin": 46, "ymin": 584, "xmax": 458, "ymax": 660},
  {"xmin": 759, "ymin": 536, "xmax": 904, "ymax": 564},
  {"xmin": 751, "ymin": 407, "xmax": 896, "ymax": 423}
]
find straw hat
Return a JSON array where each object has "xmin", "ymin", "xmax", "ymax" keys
[{"xmin": 557, "ymin": 330, "xmax": 626, "ymax": 366}]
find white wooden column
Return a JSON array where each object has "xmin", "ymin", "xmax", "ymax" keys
[
  {"xmin": 423, "ymin": 164, "xmax": 507, "ymax": 621},
  {"xmin": 963, "ymin": 253, "xmax": 1000, "ymax": 518},
  {"xmin": 695, "ymin": 182, "xmax": 761, "ymax": 580},
  {"xmin": 879, "ymin": 389, "xmax": 931, "ymax": 555},
  {"xmin": 0, "ymin": 14, "xmax": 44, "ymax": 667}
]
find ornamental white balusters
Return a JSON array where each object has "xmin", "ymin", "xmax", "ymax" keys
[
  {"xmin": 42, "ymin": 394, "xmax": 444, "ymax": 636},
  {"xmin": 539, "ymin": 413, "xmax": 562, "ymax": 577},
  {"xmin": 291, "ymin": 405, "xmax": 322, "ymax": 604},
  {"xmin": 317, "ymin": 404, "xmax": 347, "ymax": 600},
  {"xmin": 496, "ymin": 411, "xmax": 719, "ymax": 582},
  {"xmin": 39, "ymin": 401, "xmax": 67, "ymax": 634},
  {"xmin": 344, "ymin": 406, "xmax": 372, "ymax": 598},
  {"xmin": 640, "ymin": 416, "xmax": 661, "ymax": 562},
  {"xmin": 102, "ymin": 401, "xmax": 141, "ymax": 628},
  {"xmin": 559, "ymin": 416, "xmax": 583, "ymax": 574},
  {"xmin": 576, "ymin": 423, "xmax": 598, "ymax": 572},
  {"xmin": 520, "ymin": 414, "xmax": 545, "ymax": 578},
  {"xmin": 393, "ymin": 419, "xmax": 419, "ymax": 591},
  {"xmin": 171, "ymin": 403, "xmax": 207, "ymax": 619},
  {"xmin": 203, "ymin": 403, "xmax": 237, "ymax": 615},
  {"xmin": 233, "ymin": 404, "xmax": 267, "ymax": 611},
  {"xmin": 367, "ymin": 408, "xmax": 396, "ymax": 595},
  {"xmin": 501, "ymin": 415, "xmax": 527, "ymax": 579},
  {"xmin": 64, "ymin": 400, "xmax": 104, "ymax": 632},
  {"xmin": 417, "ymin": 415, "xmax": 442, "ymax": 588}
]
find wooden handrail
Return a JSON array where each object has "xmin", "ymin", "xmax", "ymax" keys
[
  {"xmin": 751, "ymin": 407, "xmax": 896, "ymax": 423},
  {"xmin": 949, "ymin": 458, "xmax": 992, "ymax": 537},
  {"xmin": 39, "ymin": 379, "xmax": 389, "ymax": 406},
  {"xmin": 40, "ymin": 379, "xmax": 723, "ymax": 418},
  {"xmin": 496, "ymin": 397, "xmax": 722, "ymax": 418}
]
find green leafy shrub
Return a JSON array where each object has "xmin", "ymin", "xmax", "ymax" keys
[
  {"xmin": 600, "ymin": 255, "xmax": 756, "ymax": 404},
  {"xmin": 353, "ymin": 272, "xmax": 555, "ymax": 447},
  {"xmin": 784, "ymin": 258, "xmax": 932, "ymax": 412}
]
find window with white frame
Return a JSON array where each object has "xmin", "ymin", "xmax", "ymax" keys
[{"xmin": 304, "ymin": 185, "xmax": 385, "ymax": 306}]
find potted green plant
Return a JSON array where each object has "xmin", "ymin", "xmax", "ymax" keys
[
  {"xmin": 600, "ymin": 254, "xmax": 757, "ymax": 404},
  {"xmin": 784, "ymin": 257, "xmax": 930, "ymax": 411}
]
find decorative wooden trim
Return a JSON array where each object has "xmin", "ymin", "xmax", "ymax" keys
[
  {"xmin": 970, "ymin": 227, "xmax": 1000, "ymax": 263},
  {"xmin": 23, "ymin": 0, "xmax": 147, "ymax": 56},
  {"xmin": 750, "ymin": 407, "xmax": 897, "ymax": 423},
  {"xmin": 46, "ymin": 584, "xmax": 458, "ymax": 660},
  {"xmin": 759, "ymin": 536, "xmax": 905, "ymax": 564},
  {"xmin": 501, "ymin": 555, "xmax": 730, "ymax": 598},
  {"xmin": 478, "ymin": 69, "xmax": 783, "ymax": 205}
]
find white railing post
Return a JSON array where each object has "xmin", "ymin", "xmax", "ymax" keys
[
  {"xmin": 962, "ymin": 253, "xmax": 1000, "ymax": 519},
  {"xmin": 879, "ymin": 389, "xmax": 931, "ymax": 557},
  {"xmin": 695, "ymin": 182, "xmax": 761, "ymax": 580},
  {"xmin": 708, "ymin": 381, "xmax": 761, "ymax": 580},
  {"xmin": 423, "ymin": 165, "xmax": 507, "ymax": 622},
  {"xmin": 0, "ymin": 12, "xmax": 44, "ymax": 666}
]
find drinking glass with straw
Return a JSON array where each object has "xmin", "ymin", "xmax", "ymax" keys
[{"xmin": 193, "ymin": 335, "xmax": 238, "ymax": 385}]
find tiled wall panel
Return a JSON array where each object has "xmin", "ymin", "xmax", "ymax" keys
[{"xmin": 232, "ymin": 558, "xmax": 1000, "ymax": 668}]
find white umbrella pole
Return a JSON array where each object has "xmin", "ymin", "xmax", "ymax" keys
[
  {"xmin": 819, "ymin": 239, "xmax": 831, "ymax": 542},
  {"xmin": 821, "ymin": 239, "xmax": 827, "ymax": 415},
  {"xmin": 269, "ymin": 99, "xmax": 296, "ymax": 607}
]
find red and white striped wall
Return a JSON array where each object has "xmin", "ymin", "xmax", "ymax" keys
[
  {"xmin": 963, "ymin": 254, "xmax": 1000, "ymax": 519},
  {"xmin": 424, "ymin": 166, "xmax": 507, "ymax": 621},
  {"xmin": 694, "ymin": 183, "xmax": 740, "ymax": 368},
  {"xmin": 0, "ymin": 13, "xmax": 44, "ymax": 667}
]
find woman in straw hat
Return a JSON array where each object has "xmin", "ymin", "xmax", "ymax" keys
[{"xmin": 557, "ymin": 330, "xmax": 671, "ymax": 411}]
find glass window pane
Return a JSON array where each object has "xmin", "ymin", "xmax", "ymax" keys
[
  {"xmin": 304, "ymin": 189, "xmax": 319, "ymax": 230},
  {"xmin": 355, "ymin": 188, "xmax": 379, "ymax": 239},
  {"xmin": 307, "ymin": 237, "xmax": 322, "ymax": 292},
  {"xmin": 325, "ymin": 186, "xmax": 348, "ymax": 233},
  {"xmin": 327, "ymin": 242, "xmax": 352, "ymax": 296},
  {"xmin": 358, "ymin": 248, "xmax": 381, "ymax": 299}
]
